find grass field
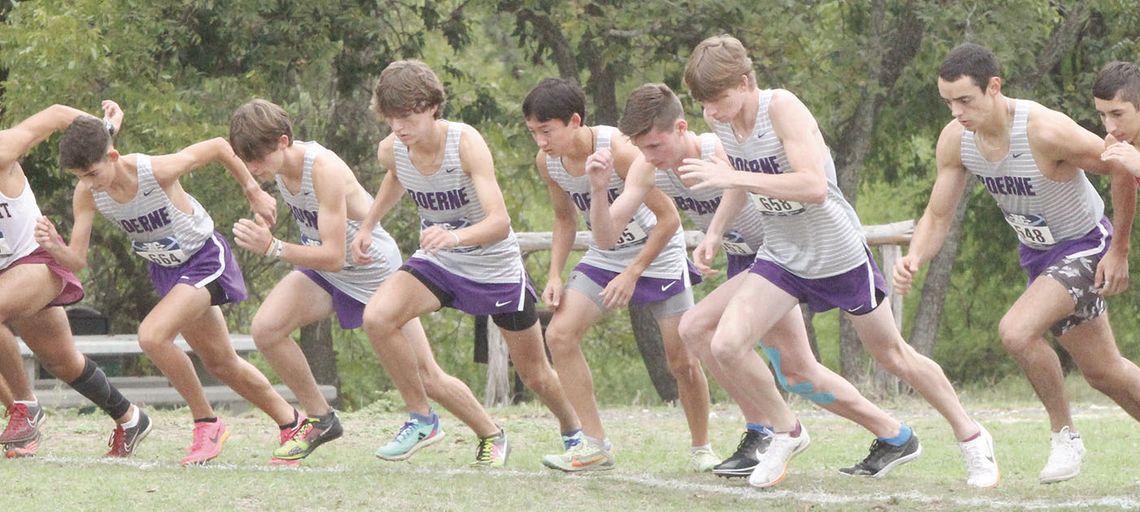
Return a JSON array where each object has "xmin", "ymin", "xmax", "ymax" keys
[{"xmin": 3, "ymin": 379, "xmax": 1139, "ymax": 511}]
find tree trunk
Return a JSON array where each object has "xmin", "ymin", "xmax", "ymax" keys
[
  {"xmin": 831, "ymin": 0, "xmax": 925, "ymax": 201},
  {"xmin": 581, "ymin": 33, "xmax": 619, "ymax": 125},
  {"xmin": 911, "ymin": 187, "xmax": 971, "ymax": 356},
  {"xmin": 832, "ymin": 2, "xmax": 924, "ymax": 388},
  {"xmin": 299, "ymin": 318, "xmax": 339, "ymax": 404},
  {"xmin": 838, "ymin": 316, "xmax": 867, "ymax": 387},
  {"xmin": 629, "ymin": 306, "xmax": 678, "ymax": 403}
]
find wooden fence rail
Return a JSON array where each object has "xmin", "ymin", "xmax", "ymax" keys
[{"xmin": 482, "ymin": 220, "xmax": 915, "ymax": 406}]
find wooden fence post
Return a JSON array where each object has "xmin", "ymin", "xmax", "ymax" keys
[
  {"xmin": 872, "ymin": 243, "xmax": 904, "ymax": 396},
  {"xmin": 484, "ymin": 324, "xmax": 511, "ymax": 407}
]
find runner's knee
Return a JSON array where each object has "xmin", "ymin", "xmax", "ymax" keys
[{"xmin": 677, "ymin": 310, "xmax": 714, "ymax": 352}]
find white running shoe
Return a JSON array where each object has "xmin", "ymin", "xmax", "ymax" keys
[
  {"xmin": 1039, "ymin": 426, "xmax": 1085, "ymax": 484},
  {"xmin": 748, "ymin": 424, "xmax": 810, "ymax": 488},
  {"xmin": 959, "ymin": 423, "xmax": 999, "ymax": 488},
  {"xmin": 689, "ymin": 445, "xmax": 721, "ymax": 472}
]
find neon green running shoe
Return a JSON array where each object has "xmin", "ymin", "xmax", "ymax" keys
[
  {"xmin": 470, "ymin": 429, "xmax": 510, "ymax": 467},
  {"xmin": 272, "ymin": 412, "xmax": 343, "ymax": 462}
]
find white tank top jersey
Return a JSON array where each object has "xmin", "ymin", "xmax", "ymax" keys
[
  {"xmin": 544, "ymin": 125, "xmax": 688, "ymax": 279},
  {"xmin": 712, "ymin": 89, "xmax": 867, "ymax": 278},
  {"xmin": 276, "ymin": 141, "xmax": 401, "ymax": 304},
  {"xmin": 93, "ymin": 155, "xmax": 215, "ymax": 267},
  {"xmin": 960, "ymin": 99, "xmax": 1105, "ymax": 249},
  {"xmin": 654, "ymin": 132, "xmax": 765, "ymax": 256},
  {"xmin": 393, "ymin": 121, "xmax": 525, "ymax": 285},
  {"xmin": 0, "ymin": 177, "xmax": 46, "ymax": 269}
]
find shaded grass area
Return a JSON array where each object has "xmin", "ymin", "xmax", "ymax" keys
[{"xmin": 3, "ymin": 381, "xmax": 1139, "ymax": 511}]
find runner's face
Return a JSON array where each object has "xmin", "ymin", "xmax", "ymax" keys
[
  {"xmin": 387, "ymin": 108, "xmax": 438, "ymax": 146},
  {"xmin": 525, "ymin": 116, "xmax": 577, "ymax": 157},
  {"xmin": 243, "ymin": 146, "xmax": 285, "ymax": 179},
  {"xmin": 68, "ymin": 159, "xmax": 115, "ymax": 192},
  {"xmin": 700, "ymin": 80, "xmax": 749, "ymax": 124},
  {"xmin": 632, "ymin": 125, "xmax": 685, "ymax": 169},
  {"xmin": 1095, "ymin": 94, "xmax": 1140, "ymax": 144},
  {"xmin": 938, "ymin": 75, "xmax": 994, "ymax": 130}
]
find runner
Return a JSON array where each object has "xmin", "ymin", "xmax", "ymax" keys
[
  {"xmin": 681, "ymin": 35, "xmax": 999, "ymax": 488},
  {"xmin": 54, "ymin": 113, "xmax": 296, "ymax": 464},
  {"xmin": 0, "ymin": 101, "xmax": 150, "ymax": 459},
  {"xmin": 523, "ymin": 77, "xmax": 717, "ymax": 472},
  {"xmin": 356, "ymin": 60, "xmax": 581, "ymax": 466}
]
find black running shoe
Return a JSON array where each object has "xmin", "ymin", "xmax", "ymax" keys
[
  {"xmin": 273, "ymin": 412, "xmax": 344, "ymax": 461},
  {"xmin": 839, "ymin": 432, "xmax": 922, "ymax": 478},
  {"xmin": 713, "ymin": 429, "xmax": 770, "ymax": 478},
  {"xmin": 106, "ymin": 408, "xmax": 152, "ymax": 458}
]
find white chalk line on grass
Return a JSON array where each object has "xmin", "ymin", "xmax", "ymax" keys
[
  {"xmin": 27, "ymin": 454, "xmax": 351, "ymax": 473},
  {"xmin": 21, "ymin": 456, "xmax": 1140, "ymax": 509},
  {"xmin": 422, "ymin": 468, "xmax": 1140, "ymax": 510}
]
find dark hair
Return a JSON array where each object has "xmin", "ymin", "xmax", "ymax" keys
[
  {"xmin": 620, "ymin": 84, "xmax": 684, "ymax": 139},
  {"xmin": 1093, "ymin": 61, "xmax": 1140, "ymax": 109},
  {"xmin": 229, "ymin": 99, "xmax": 294, "ymax": 161},
  {"xmin": 371, "ymin": 59, "xmax": 447, "ymax": 119},
  {"xmin": 522, "ymin": 77, "xmax": 587, "ymax": 124},
  {"xmin": 59, "ymin": 116, "xmax": 111, "ymax": 170},
  {"xmin": 939, "ymin": 43, "xmax": 1000, "ymax": 91}
]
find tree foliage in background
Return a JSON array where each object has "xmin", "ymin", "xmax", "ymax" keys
[{"xmin": 4, "ymin": 1, "xmax": 1140, "ymax": 408}]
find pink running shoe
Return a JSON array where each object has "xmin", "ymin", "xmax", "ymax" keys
[{"xmin": 181, "ymin": 419, "xmax": 229, "ymax": 465}]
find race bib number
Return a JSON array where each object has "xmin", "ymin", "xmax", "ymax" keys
[
  {"xmin": 0, "ymin": 232, "xmax": 11, "ymax": 257},
  {"xmin": 300, "ymin": 234, "xmax": 322, "ymax": 247},
  {"xmin": 720, "ymin": 230, "xmax": 755, "ymax": 256},
  {"xmin": 1003, "ymin": 212, "xmax": 1055, "ymax": 246},
  {"xmin": 749, "ymin": 193, "xmax": 805, "ymax": 216},
  {"xmin": 132, "ymin": 237, "xmax": 188, "ymax": 267},
  {"xmin": 614, "ymin": 221, "xmax": 648, "ymax": 249}
]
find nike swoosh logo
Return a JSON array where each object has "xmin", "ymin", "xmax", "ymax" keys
[
  {"xmin": 495, "ymin": 300, "xmax": 512, "ymax": 307},
  {"xmin": 444, "ymin": 168, "xmax": 460, "ymax": 174},
  {"xmin": 756, "ymin": 132, "xmax": 767, "ymax": 139},
  {"xmin": 571, "ymin": 454, "xmax": 607, "ymax": 468},
  {"xmin": 208, "ymin": 432, "xmax": 221, "ymax": 444},
  {"xmin": 660, "ymin": 282, "xmax": 677, "ymax": 292},
  {"xmin": 1011, "ymin": 153, "xmax": 1024, "ymax": 158},
  {"xmin": 142, "ymin": 189, "xmax": 156, "ymax": 197}
]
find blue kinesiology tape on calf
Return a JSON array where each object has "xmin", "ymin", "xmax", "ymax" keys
[{"xmin": 761, "ymin": 346, "xmax": 836, "ymax": 405}]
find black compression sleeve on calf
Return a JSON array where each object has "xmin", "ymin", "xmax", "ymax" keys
[{"xmin": 67, "ymin": 357, "xmax": 131, "ymax": 420}]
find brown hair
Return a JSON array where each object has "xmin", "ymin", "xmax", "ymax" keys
[
  {"xmin": 684, "ymin": 35, "xmax": 756, "ymax": 102},
  {"xmin": 370, "ymin": 59, "xmax": 446, "ymax": 119},
  {"xmin": 229, "ymin": 99, "xmax": 294, "ymax": 161},
  {"xmin": 1093, "ymin": 61, "xmax": 1140, "ymax": 110},
  {"xmin": 59, "ymin": 116, "xmax": 112, "ymax": 170},
  {"xmin": 620, "ymin": 83, "xmax": 684, "ymax": 139}
]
